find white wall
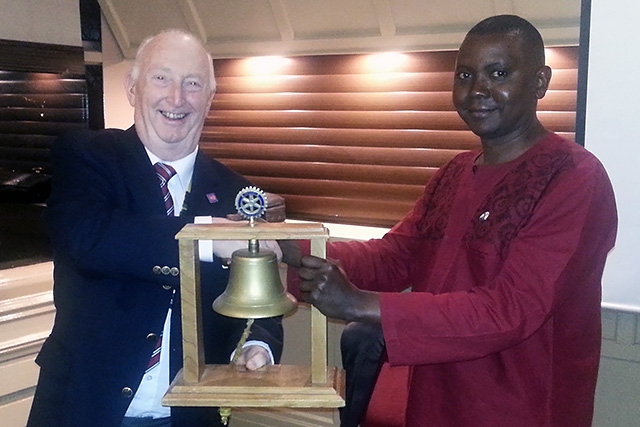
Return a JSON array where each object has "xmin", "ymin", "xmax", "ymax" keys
[
  {"xmin": 102, "ymin": 16, "xmax": 134, "ymax": 129},
  {"xmin": 0, "ymin": 0, "xmax": 81, "ymax": 46},
  {"xmin": 585, "ymin": 0, "xmax": 640, "ymax": 311}
]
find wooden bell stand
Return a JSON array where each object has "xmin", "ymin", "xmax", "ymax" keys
[{"xmin": 162, "ymin": 221, "xmax": 345, "ymax": 415}]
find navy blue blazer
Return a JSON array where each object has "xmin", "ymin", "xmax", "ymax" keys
[{"xmin": 27, "ymin": 127, "xmax": 284, "ymax": 427}]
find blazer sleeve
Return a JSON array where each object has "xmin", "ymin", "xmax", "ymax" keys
[{"xmin": 45, "ymin": 129, "xmax": 189, "ymax": 286}]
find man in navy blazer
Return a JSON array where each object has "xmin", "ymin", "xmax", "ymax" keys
[{"xmin": 27, "ymin": 30, "xmax": 284, "ymax": 427}]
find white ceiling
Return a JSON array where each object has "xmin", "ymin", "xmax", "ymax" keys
[{"xmin": 98, "ymin": 0, "xmax": 582, "ymax": 59}]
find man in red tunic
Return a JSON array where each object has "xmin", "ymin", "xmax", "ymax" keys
[{"xmin": 284, "ymin": 14, "xmax": 618, "ymax": 426}]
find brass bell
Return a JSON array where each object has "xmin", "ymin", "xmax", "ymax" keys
[{"xmin": 213, "ymin": 239, "xmax": 297, "ymax": 319}]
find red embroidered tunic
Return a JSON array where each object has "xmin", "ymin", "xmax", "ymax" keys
[{"xmin": 326, "ymin": 134, "xmax": 617, "ymax": 426}]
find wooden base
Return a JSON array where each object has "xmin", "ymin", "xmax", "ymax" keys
[{"xmin": 162, "ymin": 364, "xmax": 345, "ymax": 408}]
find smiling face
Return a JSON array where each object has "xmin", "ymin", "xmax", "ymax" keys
[
  {"xmin": 452, "ymin": 32, "xmax": 550, "ymax": 148},
  {"xmin": 125, "ymin": 32, "xmax": 215, "ymax": 161}
]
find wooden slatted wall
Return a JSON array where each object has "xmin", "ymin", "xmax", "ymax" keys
[
  {"xmin": 0, "ymin": 40, "xmax": 87, "ymax": 267},
  {"xmin": 204, "ymin": 47, "xmax": 578, "ymax": 228},
  {"xmin": 0, "ymin": 71, "xmax": 88, "ymax": 173},
  {"xmin": 0, "ymin": 40, "xmax": 88, "ymax": 175}
]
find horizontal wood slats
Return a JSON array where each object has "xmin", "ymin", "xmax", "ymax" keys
[
  {"xmin": 0, "ymin": 68, "xmax": 87, "ymax": 174},
  {"xmin": 206, "ymin": 47, "xmax": 579, "ymax": 227},
  {"xmin": 215, "ymin": 158, "xmax": 436, "ymax": 186},
  {"xmin": 214, "ymin": 69, "xmax": 578, "ymax": 94},
  {"xmin": 204, "ymin": 143, "xmax": 463, "ymax": 168},
  {"xmin": 212, "ymin": 90, "xmax": 576, "ymax": 111},
  {"xmin": 207, "ymin": 110, "xmax": 576, "ymax": 132},
  {"xmin": 0, "ymin": 39, "xmax": 85, "ymax": 75}
]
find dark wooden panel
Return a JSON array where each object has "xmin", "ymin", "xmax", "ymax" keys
[
  {"xmin": 0, "ymin": 79, "xmax": 87, "ymax": 94},
  {"xmin": 0, "ymin": 40, "xmax": 85, "ymax": 74},
  {"xmin": 0, "ymin": 108, "xmax": 87, "ymax": 122},
  {"xmin": 0, "ymin": 41, "xmax": 88, "ymax": 183},
  {"xmin": 0, "ymin": 146, "xmax": 50, "ymax": 160},
  {"xmin": 0, "ymin": 134, "xmax": 56, "ymax": 148},
  {"xmin": 0, "ymin": 93, "xmax": 87, "ymax": 108},
  {"xmin": 0, "ymin": 122, "xmax": 87, "ymax": 135}
]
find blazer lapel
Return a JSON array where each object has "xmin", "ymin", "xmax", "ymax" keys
[
  {"xmin": 119, "ymin": 126, "xmax": 167, "ymax": 215},
  {"xmin": 184, "ymin": 151, "xmax": 220, "ymax": 215}
]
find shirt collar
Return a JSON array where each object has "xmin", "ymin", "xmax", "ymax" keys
[{"xmin": 145, "ymin": 147, "xmax": 197, "ymax": 191}]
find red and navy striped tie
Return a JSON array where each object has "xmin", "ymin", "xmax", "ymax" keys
[
  {"xmin": 148, "ymin": 162, "xmax": 175, "ymax": 372},
  {"xmin": 154, "ymin": 162, "xmax": 176, "ymax": 216},
  {"xmin": 147, "ymin": 334, "xmax": 162, "ymax": 372}
]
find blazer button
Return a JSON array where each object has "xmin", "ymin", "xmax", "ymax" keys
[
  {"xmin": 170, "ymin": 267, "xmax": 180, "ymax": 276},
  {"xmin": 152, "ymin": 266, "xmax": 162, "ymax": 275},
  {"xmin": 146, "ymin": 333, "xmax": 159, "ymax": 342},
  {"xmin": 161, "ymin": 266, "xmax": 171, "ymax": 275},
  {"xmin": 162, "ymin": 284, "xmax": 172, "ymax": 291},
  {"xmin": 121, "ymin": 387, "xmax": 133, "ymax": 398}
]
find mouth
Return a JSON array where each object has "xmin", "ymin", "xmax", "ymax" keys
[
  {"xmin": 466, "ymin": 107, "xmax": 497, "ymax": 119},
  {"xmin": 160, "ymin": 110, "xmax": 187, "ymax": 120}
]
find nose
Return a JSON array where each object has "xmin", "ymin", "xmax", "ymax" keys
[
  {"xmin": 469, "ymin": 76, "xmax": 489, "ymax": 97},
  {"xmin": 167, "ymin": 82, "xmax": 185, "ymax": 106}
]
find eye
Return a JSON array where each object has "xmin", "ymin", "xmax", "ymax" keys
[
  {"xmin": 456, "ymin": 71, "xmax": 472, "ymax": 81},
  {"xmin": 151, "ymin": 74, "xmax": 170, "ymax": 86},
  {"xmin": 184, "ymin": 79, "xmax": 204, "ymax": 92},
  {"xmin": 490, "ymin": 70, "xmax": 508, "ymax": 79}
]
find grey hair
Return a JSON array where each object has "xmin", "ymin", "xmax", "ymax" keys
[{"xmin": 130, "ymin": 28, "xmax": 216, "ymax": 92}]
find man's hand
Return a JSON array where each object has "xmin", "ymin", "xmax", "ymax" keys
[
  {"xmin": 233, "ymin": 345, "xmax": 271, "ymax": 371},
  {"xmin": 211, "ymin": 239, "xmax": 250, "ymax": 263},
  {"xmin": 298, "ymin": 255, "xmax": 381, "ymax": 323}
]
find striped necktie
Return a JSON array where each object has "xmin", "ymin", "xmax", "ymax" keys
[
  {"xmin": 154, "ymin": 162, "xmax": 177, "ymax": 216},
  {"xmin": 147, "ymin": 334, "xmax": 162, "ymax": 372},
  {"xmin": 148, "ymin": 163, "xmax": 176, "ymax": 372}
]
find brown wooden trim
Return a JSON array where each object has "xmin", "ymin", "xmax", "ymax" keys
[{"xmin": 0, "ymin": 39, "xmax": 85, "ymax": 74}]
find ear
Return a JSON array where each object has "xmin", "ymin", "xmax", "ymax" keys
[
  {"xmin": 534, "ymin": 65, "xmax": 552, "ymax": 99},
  {"xmin": 124, "ymin": 73, "xmax": 136, "ymax": 107},
  {"xmin": 207, "ymin": 90, "xmax": 215, "ymax": 110}
]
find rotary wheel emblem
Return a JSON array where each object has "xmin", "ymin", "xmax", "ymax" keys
[{"xmin": 235, "ymin": 186, "xmax": 268, "ymax": 220}]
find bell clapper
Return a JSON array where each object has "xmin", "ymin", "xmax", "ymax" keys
[
  {"xmin": 231, "ymin": 317, "xmax": 255, "ymax": 365},
  {"xmin": 219, "ymin": 407, "xmax": 232, "ymax": 425},
  {"xmin": 219, "ymin": 317, "xmax": 254, "ymax": 425}
]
